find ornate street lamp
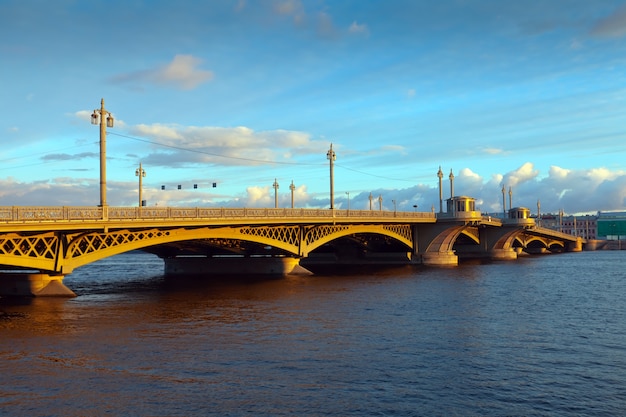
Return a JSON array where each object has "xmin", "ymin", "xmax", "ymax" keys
[
  {"xmin": 135, "ymin": 163, "xmax": 146, "ymax": 207},
  {"xmin": 273, "ymin": 178, "xmax": 279, "ymax": 208},
  {"xmin": 449, "ymin": 169, "xmax": 455, "ymax": 216},
  {"xmin": 537, "ymin": 199, "xmax": 541, "ymax": 227},
  {"xmin": 91, "ymin": 98, "xmax": 114, "ymax": 208},
  {"xmin": 437, "ymin": 166, "xmax": 444, "ymax": 213},
  {"xmin": 327, "ymin": 144, "xmax": 336, "ymax": 209},
  {"xmin": 289, "ymin": 180, "xmax": 295, "ymax": 208}
]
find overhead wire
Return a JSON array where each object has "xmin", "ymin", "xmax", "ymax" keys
[
  {"xmin": 108, "ymin": 132, "xmax": 322, "ymax": 166},
  {"xmin": 0, "ymin": 142, "xmax": 97, "ymax": 172},
  {"xmin": 109, "ymin": 131, "xmax": 419, "ymax": 184}
]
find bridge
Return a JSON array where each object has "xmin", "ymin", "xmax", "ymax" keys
[{"xmin": 0, "ymin": 196, "xmax": 583, "ymax": 297}]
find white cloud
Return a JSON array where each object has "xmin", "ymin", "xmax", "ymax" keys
[
  {"xmin": 128, "ymin": 123, "xmax": 324, "ymax": 167},
  {"xmin": 482, "ymin": 147, "xmax": 505, "ymax": 155},
  {"xmin": 591, "ymin": 4, "xmax": 626, "ymax": 37},
  {"xmin": 151, "ymin": 55, "xmax": 214, "ymax": 90},
  {"xmin": 380, "ymin": 144, "xmax": 407, "ymax": 154},
  {"xmin": 111, "ymin": 55, "xmax": 214, "ymax": 91},
  {"xmin": 273, "ymin": 0, "xmax": 305, "ymax": 25},
  {"xmin": 317, "ymin": 11, "xmax": 337, "ymax": 38},
  {"xmin": 348, "ymin": 21, "xmax": 369, "ymax": 36},
  {"xmin": 3, "ymin": 151, "xmax": 626, "ymax": 215},
  {"xmin": 548, "ymin": 165, "xmax": 570, "ymax": 179},
  {"xmin": 234, "ymin": 0, "xmax": 246, "ymax": 12},
  {"xmin": 245, "ymin": 185, "xmax": 272, "ymax": 207},
  {"xmin": 502, "ymin": 162, "xmax": 539, "ymax": 187},
  {"xmin": 133, "ymin": 124, "xmax": 184, "ymax": 141},
  {"xmin": 274, "ymin": 0, "xmax": 303, "ymax": 15},
  {"xmin": 459, "ymin": 168, "xmax": 481, "ymax": 181}
]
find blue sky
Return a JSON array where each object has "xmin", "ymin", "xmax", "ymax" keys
[{"xmin": 1, "ymin": 0, "xmax": 626, "ymax": 215}]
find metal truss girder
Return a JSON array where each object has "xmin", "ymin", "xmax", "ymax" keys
[
  {"xmin": 0, "ymin": 232, "xmax": 57, "ymax": 259},
  {"xmin": 239, "ymin": 225, "xmax": 301, "ymax": 247},
  {"xmin": 382, "ymin": 224, "xmax": 413, "ymax": 244},
  {"xmin": 302, "ymin": 224, "xmax": 413, "ymax": 256},
  {"xmin": 0, "ymin": 220, "xmax": 578, "ymax": 275},
  {"xmin": 68, "ymin": 229, "xmax": 170, "ymax": 258}
]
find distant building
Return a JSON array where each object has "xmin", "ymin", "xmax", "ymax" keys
[
  {"xmin": 562, "ymin": 215, "xmax": 597, "ymax": 239},
  {"xmin": 596, "ymin": 211, "xmax": 626, "ymax": 240},
  {"xmin": 538, "ymin": 213, "xmax": 597, "ymax": 239},
  {"xmin": 536, "ymin": 213, "xmax": 559, "ymax": 230}
]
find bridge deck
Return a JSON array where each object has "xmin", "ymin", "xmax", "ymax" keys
[{"xmin": 0, "ymin": 206, "xmax": 437, "ymax": 232}]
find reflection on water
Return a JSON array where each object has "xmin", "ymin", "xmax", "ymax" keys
[{"xmin": 1, "ymin": 251, "xmax": 626, "ymax": 416}]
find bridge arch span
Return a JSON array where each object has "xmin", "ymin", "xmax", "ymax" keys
[
  {"xmin": 523, "ymin": 236, "xmax": 565, "ymax": 254},
  {"xmin": 63, "ymin": 226, "xmax": 304, "ymax": 273},
  {"xmin": 60, "ymin": 223, "xmax": 415, "ymax": 274},
  {"xmin": 301, "ymin": 224, "xmax": 413, "ymax": 256}
]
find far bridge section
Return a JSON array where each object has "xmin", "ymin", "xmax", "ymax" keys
[{"xmin": 0, "ymin": 201, "xmax": 583, "ymax": 297}]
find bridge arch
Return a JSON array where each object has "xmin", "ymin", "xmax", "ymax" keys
[
  {"xmin": 62, "ymin": 226, "xmax": 304, "ymax": 273},
  {"xmin": 59, "ymin": 223, "xmax": 415, "ymax": 274},
  {"xmin": 301, "ymin": 224, "xmax": 413, "ymax": 256}
]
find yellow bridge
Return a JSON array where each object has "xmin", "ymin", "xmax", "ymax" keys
[{"xmin": 0, "ymin": 199, "xmax": 582, "ymax": 297}]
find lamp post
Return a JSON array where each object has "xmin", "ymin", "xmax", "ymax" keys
[
  {"xmin": 91, "ymin": 98, "xmax": 114, "ymax": 208},
  {"xmin": 437, "ymin": 166, "xmax": 443, "ymax": 213},
  {"xmin": 378, "ymin": 195, "xmax": 383, "ymax": 211},
  {"xmin": 501, "ymin": 185, "xmax": 506, "ymax": 216},
  {"xmin": 135, "ymin": 163, "xmax": 146, "ymax": 207},
  {"xmin": 537, "ymin": 199, "xmax": 541, "ymax": 227},
  {"xmin": 327, "ymin": 144, "xmax": 336, "ymax": 209},
  {"xmin": 392, "ymin": 199, "xmax": 397, "ymax": 215},
  {"xmin": 369, "ymin": 192, "xmax": 373, "ymax": 211},
  {"xmin": 449, "ymin": 169, "xmax": 454, "ymax": 198},
  {"xmin": 345, "ymin": 191, "xmax": 350, "ymax": 212},
  {"xmin": 449, "ymin": 169, "xmax": 454, "ymax": 215},
  {"xmin": 273, "ymin": 178, "xmax": 279, "ymax": 208},
  {"xmin": 289, "ymin": 180, "xmax": 295, "ymax": 209}
]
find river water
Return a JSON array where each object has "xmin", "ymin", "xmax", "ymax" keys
[{"xmin": 0, "ymin": 250, "xmax": 625, "ymax": 416}]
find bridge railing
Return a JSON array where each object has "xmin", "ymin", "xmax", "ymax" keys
[{"xmin": 0, "ymin": 206, "xmax": 436, "ymax": 223}]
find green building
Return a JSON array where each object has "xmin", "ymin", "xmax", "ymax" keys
[{"xmin": 597, "ymin": 211, "xmax": 626, "ymax": 240}]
